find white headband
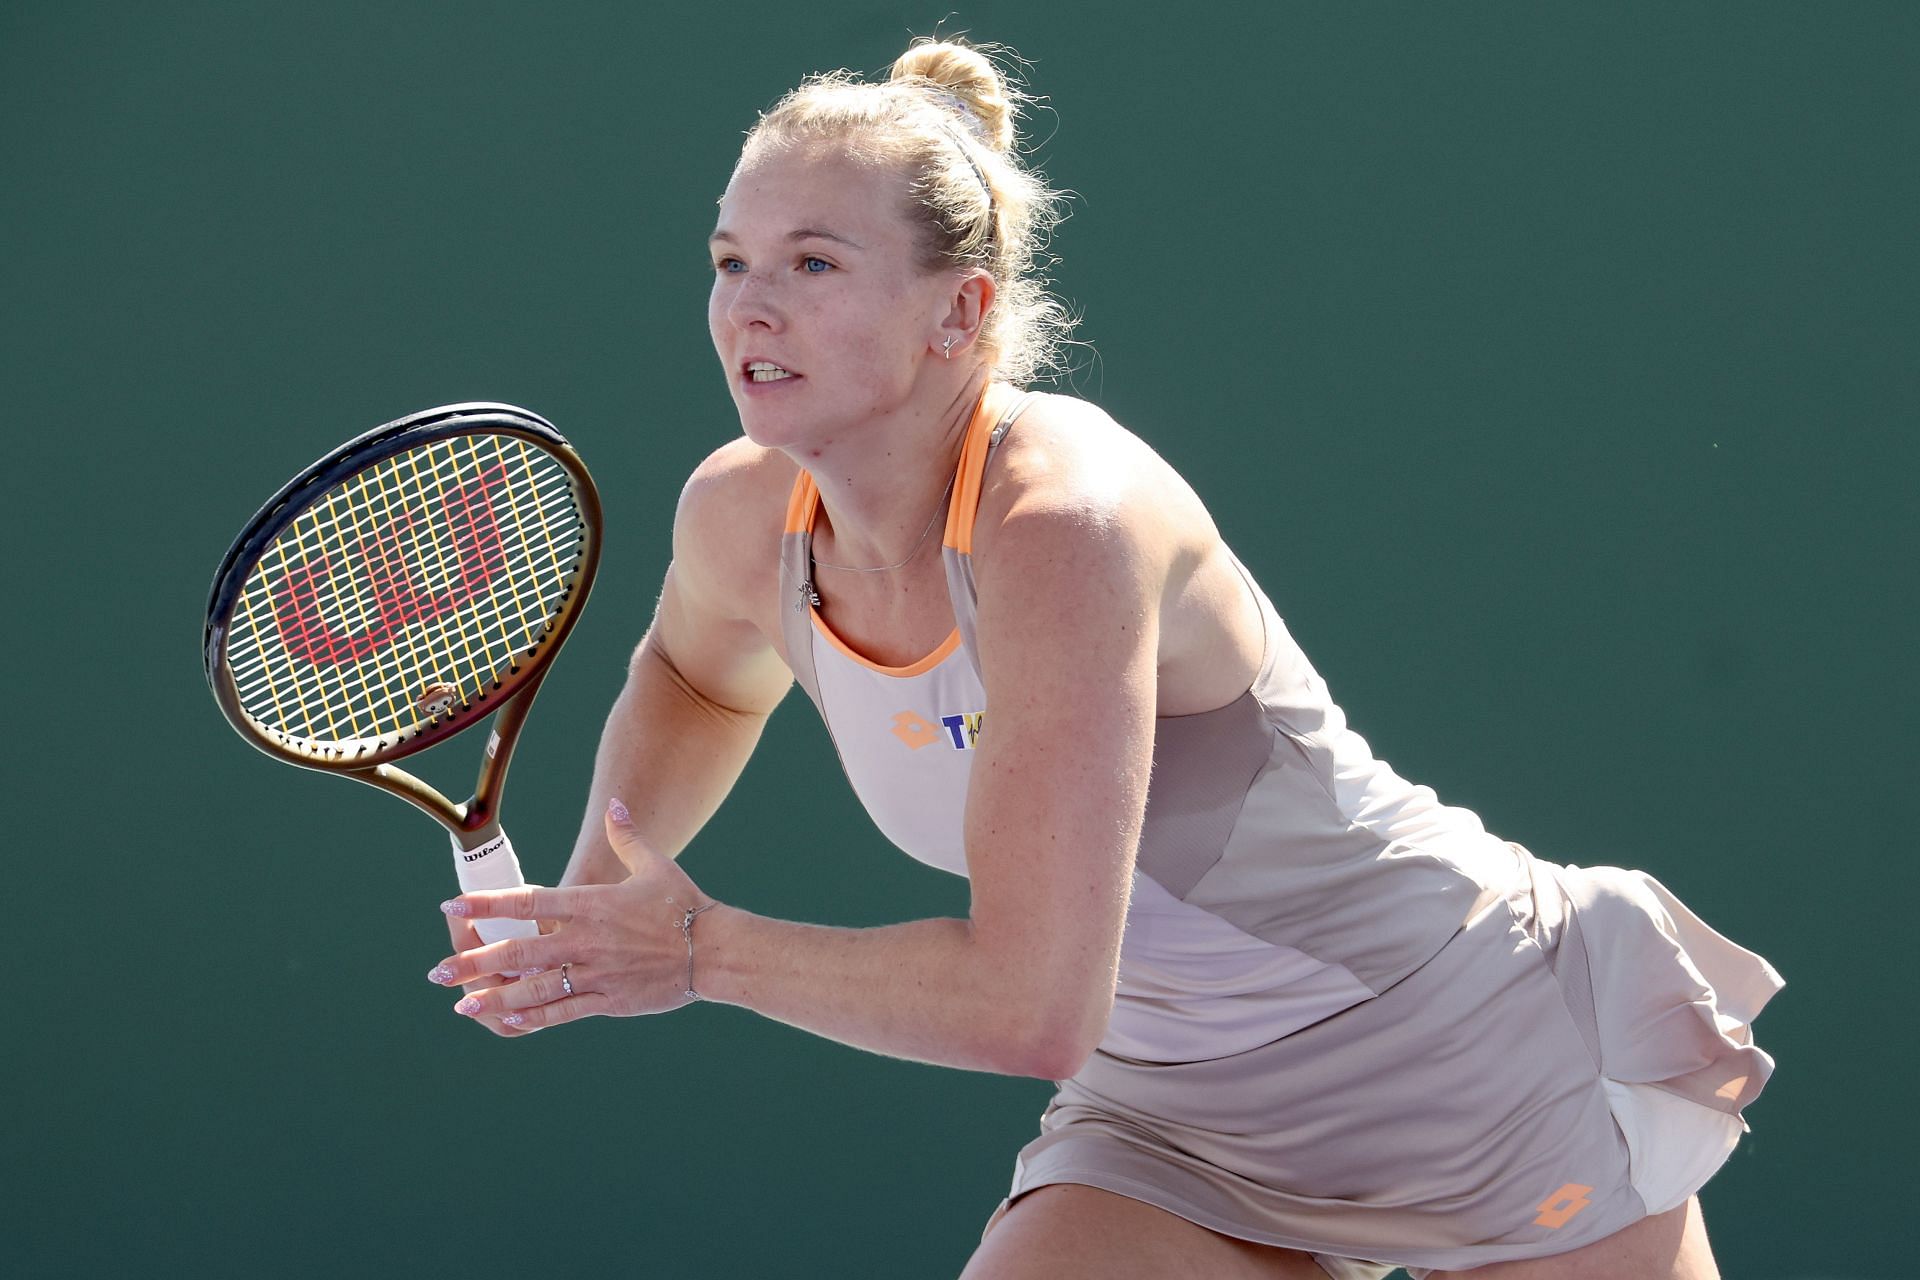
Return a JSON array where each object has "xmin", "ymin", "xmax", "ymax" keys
[{"xmin": 922, "ymin": 91, "xmax": 995, "ymax": 233}]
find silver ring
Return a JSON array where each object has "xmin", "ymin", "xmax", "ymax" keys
[{"xmin": 560, "ymin": 962, "xmax": 574, "ymax": 997}]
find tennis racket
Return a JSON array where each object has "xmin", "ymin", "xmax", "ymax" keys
[{"xmin": 203, "ymin": 402, "xmax": 602, "ymax": 948}]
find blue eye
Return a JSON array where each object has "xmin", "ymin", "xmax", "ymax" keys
[
  {"xmin": 802, "ymin": 256, "xmax": 832, "ymax": 273},
  {"xmin": 714, "ymin": 257, "xmax": 745, "ymax": 273}
]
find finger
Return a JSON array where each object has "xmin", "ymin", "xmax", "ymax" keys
[
  {"xmin": 499, "ymin": 990, "xmax": 614, "ymax": 1032},
  {"xmin": 432, "ymin": 917, "xmax": 499, "ymax": 990},
  {"xmin": 486, "ymin": 1021, "xmax": 536, "ymax": 1038},
  {"xmin": 454, "ymin": 967, "xmax": 572, "ymax": 1017},
  {"xmin": 441, "ymin": 884, "xmax": 578, "ymax": 924},
  {"xmin": 443, "ymin": 921, "xmax": 511, "ymax": 991},
  {"xmin": 445, "ymin": 910, "xmax": 480, "ymax": 955},
  {"xmin": 467, "ymin": 1000, "xmax": 539, "ymax": 1038},
  {"xmin": 428, "ymin": 913, "xmax": 527, "ymax": 1035},
  {"xmin": 427, "ymin": 933, "xmax": 555, "ymax": 988},
  {"xmin": 604, "ymin": 796, "xmax": 660, "ymax": 871},
  {"xmin": 442, "ymin": 913, "xmax": 514, "ymax": 988}
]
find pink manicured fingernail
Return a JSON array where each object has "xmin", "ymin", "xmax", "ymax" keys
[
  {"xmin": 608, "ymin": 796, "xmax": 631, "ymax": 824},
  {"xmin": 455, "ymin": 996, "xmax": 482, "ymax": 1015},
  {"xmin": 428, "ymin": 964, "xmax": 455, "ymax": 985},
  {"xmin": 441, "ymin": 899, "xmax": 471, "ymax": 917},
  {"xmin": 503, "ymin": 1013, "xmax": 526, "ymax": 1027}
]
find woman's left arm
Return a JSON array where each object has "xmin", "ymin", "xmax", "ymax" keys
[
  {"xmin": 438, "ymin": 494, "xmax": 1160, "ymax": 1081},
  {"xmin": 701, "ymin": 494, "xmax": 1158, "ymax": 1078}
]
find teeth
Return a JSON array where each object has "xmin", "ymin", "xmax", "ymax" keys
[{"xmin": 747, "ymin": 362, "xmax": 793, "ymax": 383}]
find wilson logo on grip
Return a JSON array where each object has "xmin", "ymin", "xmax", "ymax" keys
[
  {"xmin": 271, "ymin": 464, "xmax": 509, "ymax": 667},
  {"xmin": 462, "ymin": 836, "xmax": 508, "ymax": 864},
  {"xmin": 1532, "ymin": 1183, "xmax": 1594, "ymax": 1229}
]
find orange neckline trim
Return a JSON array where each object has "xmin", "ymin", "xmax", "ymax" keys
[
  {"xmin": 810, "ymin": 612, "xmax": 962, "ymax": 677},
  {"xmin": 783, "ymin": 383, "xmax": 1009, "ymax": 540},
  {"xmin": 783, "ymin": 384, "xmax": 1011, "ymax": 677}
]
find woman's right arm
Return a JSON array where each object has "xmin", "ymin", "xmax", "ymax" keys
[{"xmin": 559, "ymin": 443, "xmax": 795, "ymax": 888}]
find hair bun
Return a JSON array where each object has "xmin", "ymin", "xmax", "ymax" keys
[{"xmin": 890, "ymin": 39, "xmax": 1015, "ymax": 153}]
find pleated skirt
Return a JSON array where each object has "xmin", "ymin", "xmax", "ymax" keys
[{"xmin": 998, "ymin": 847, "xmax": 1782, "ymax": 1278}]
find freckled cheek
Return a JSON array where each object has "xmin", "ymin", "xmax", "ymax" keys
[
  {"xmin": 830, "ymin": 329, "xmax": 908, "ymax": 395},
  {"xmin": 793, "ymin": 301, "xmax": 882, "ymax": 364},
  {"xmin": 824, "ymin": 295, "xmax": 913, "ymax": 365},
  {"xmin": 707, "ymin": 284, "xmax": 731, "ymax": 348}
]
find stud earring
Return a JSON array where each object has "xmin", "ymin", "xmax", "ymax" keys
[{"xmin": 942, "ymin": 335, "xmax": 957, "ymax": 360}]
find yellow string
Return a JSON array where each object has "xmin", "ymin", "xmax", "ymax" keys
[
  {"xmin": 435, "ymin": 437, "xmax": 495, "ymax": 698},
  {"xmin": 379, "ymin": 443, "xmax": 466, "ymax": 717},
  {"xmin": 229, "ymin": 433, "xmax": 584, "ymax": 747},
  {"xmin": 241, "ymin": 535, "xmax": 310, "ymax": 733},
  {"xmin": 490, "ymin": 435, "xmax": 539, "ymax": 670},
  {"xmin": 311, "ymin": 473, "xmax": 373, "ymax": 740},
  {"xmin": 269, "ymin": 501, "xmax": 327, "ymax": 741},
  {"xmin": 521, "ymin": 437, "xmax": 568, "ymax": 621},
  {"xmin": 332, "ymin": 462, "xmax": 411, "ymax": 736},
  {"xmin": 446, "ymin": 441, "xmax": 514, "ymax": 688},
  {"xmin": 234, "ymin": 561, "xmax": 292, "ymax": 738}
]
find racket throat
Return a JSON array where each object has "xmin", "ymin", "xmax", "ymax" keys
[{"xmin": 345, "ymin": 762, "xmax": 483, "ymax": 841}]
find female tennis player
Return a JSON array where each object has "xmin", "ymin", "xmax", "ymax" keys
[{"xmin": 425, "ymin": 38, "xmax": 1780, "ymax": 1280}]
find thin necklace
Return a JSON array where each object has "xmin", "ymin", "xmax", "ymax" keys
[{"xmin": 797, "ymin": 472, "xmax": 956, "ymax": 610}]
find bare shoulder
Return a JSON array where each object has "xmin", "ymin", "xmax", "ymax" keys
[
  {"xmin": 671, "ymin": 434, "xmax": 800, "ymax": 619},
  {"xmin": 972, "ymin": 392, "xmax": 1262, "ymax": 715},
  {"xmin": 677, "ymin": 434, "xmax": 799, "ymax": 539},
  {"xmin": 973, "ymin": 391, "xmax": 1218, "ymax": 574}
]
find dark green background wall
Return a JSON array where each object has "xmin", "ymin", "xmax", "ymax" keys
[{"xmin": 5, "ymin": 3, "xmax": 1910, "ymax": 1275}]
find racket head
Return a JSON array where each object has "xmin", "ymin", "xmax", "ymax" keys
[{"xmin": 204, "ymin": 402, "xmax": 602, "ymax": 773}]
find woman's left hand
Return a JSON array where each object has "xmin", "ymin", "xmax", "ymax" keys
[{"xmin": 427, "ymin": 799, "xmax": 716, "ymax": 1032}]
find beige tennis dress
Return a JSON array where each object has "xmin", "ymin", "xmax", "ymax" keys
[{"xmin": 777, "ymin": 386, "xmax": 1782, "ymax": 1279}]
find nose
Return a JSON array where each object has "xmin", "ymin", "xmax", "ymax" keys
[{"xmin": 721, "ymin": 269, "xmax": 782, "ymax": 333}]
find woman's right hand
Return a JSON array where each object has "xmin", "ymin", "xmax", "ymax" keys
[{"xmin": 439, "ymin": 910, "xmax": 543, "ymax": 1037}]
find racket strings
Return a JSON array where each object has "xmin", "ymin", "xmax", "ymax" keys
[
  {"xmin": 224, "ymin": 434, "xmax": 585, "ymax": 748},
  {"xmin": 228, "ymin": 464, "xmax": 564, "ymax": 685},
  {"xmin": 235, "ymin": 444, "xmax": 576, "ymax": 743},
  {"xmin": 233, "ymin": 467, "xmax": 570, "ymax": 664},
  {"xmin": 269, "ymin": 439, "xmax": 575, "ymax": 729},
  {"xmin": 234, "ymin": 454, "xmax": 538, "ymax": 737}
]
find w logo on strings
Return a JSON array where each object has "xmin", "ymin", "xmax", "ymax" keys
[{"xmin": 272, "ymin": 465, "xmax": 508, "ymax": 667}]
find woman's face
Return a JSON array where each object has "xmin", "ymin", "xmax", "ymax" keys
[{"xmin": 708, "ymin": 141, "xmax": 954, "ymax": 452}]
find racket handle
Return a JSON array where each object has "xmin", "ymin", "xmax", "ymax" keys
[{"xmin": 450, "ymin": 829, "xmax": 544, "ymax": 947}]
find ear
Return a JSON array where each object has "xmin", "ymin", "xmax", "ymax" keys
[{"xmin": 933, "ymin": 269, "xmax": 995, "ymax": 358}]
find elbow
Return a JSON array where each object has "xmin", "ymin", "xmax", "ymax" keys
[
  {"xmin": 969, "ymin": 928, "xmax": 1114, "ymax": 1079},
  {"xmin": 1010, "ymin": 999, "xmax": 1109, "ymax": 1082},
  {"xmin": 1019, "ymin": 1039, "xmax": 1096, "ymax": 1083}
]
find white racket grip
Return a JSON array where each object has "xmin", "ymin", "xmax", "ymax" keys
[{"xmin": 450, "ymin": 830, "xmax": 543, "ymax": 947}]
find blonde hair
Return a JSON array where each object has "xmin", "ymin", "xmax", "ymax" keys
[{"xmin": 739, "ymin": 38, "xmax": 1075, "ymax": 386}]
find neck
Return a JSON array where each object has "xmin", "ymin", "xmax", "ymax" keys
[{"xmin": 791, "ymin": 374, "xmax": 990, "ymax": 570}]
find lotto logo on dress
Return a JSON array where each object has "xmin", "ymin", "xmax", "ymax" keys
[{"xmin": 1532, "ymin": 1183, "xmax": 1593, "ymax": 1229}]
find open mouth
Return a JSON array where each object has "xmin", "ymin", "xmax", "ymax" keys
[{"xmin": 744, "ymin": 360, "xmax": 797, "ymax": 384}]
